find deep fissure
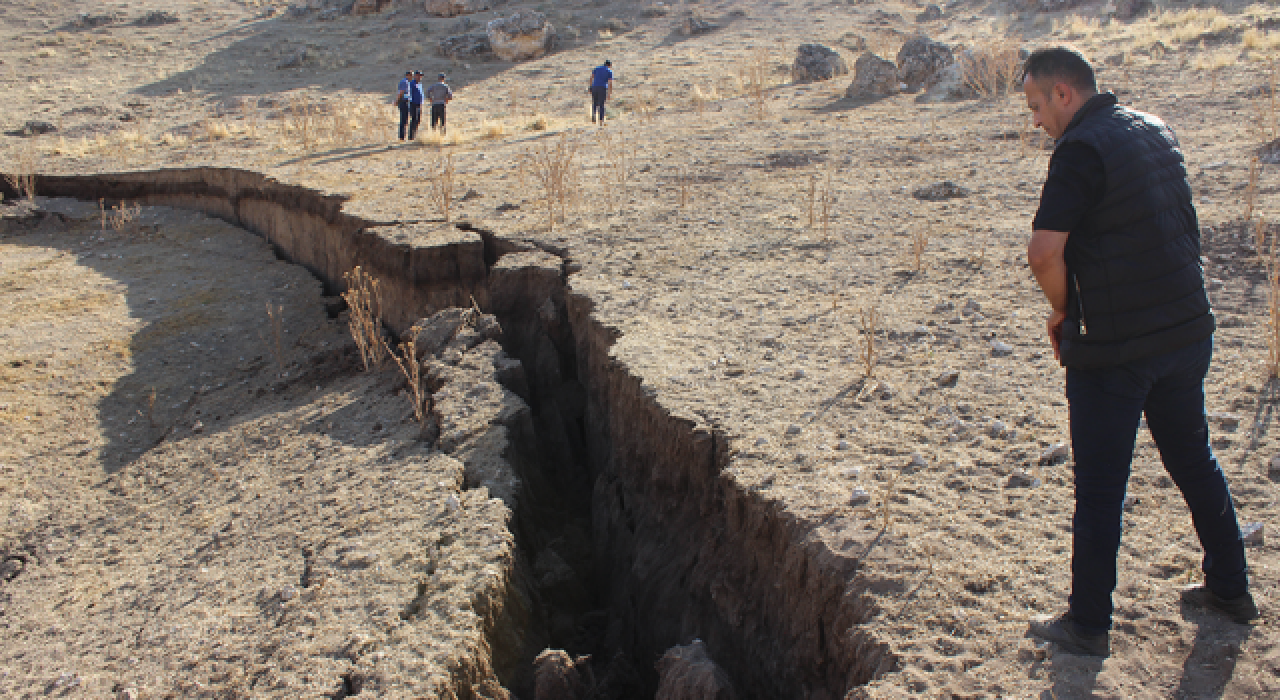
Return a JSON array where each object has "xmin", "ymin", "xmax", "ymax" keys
[{"xmin": 4, "ymin": 169, "xmax": 894, "ymax": 699}]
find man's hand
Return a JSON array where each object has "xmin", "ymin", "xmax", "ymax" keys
[{"xmin": 1046, "ymin": 308, "xmax": 1067, "ymax": 360}]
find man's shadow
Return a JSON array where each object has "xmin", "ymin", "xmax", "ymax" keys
[{"xmin": 1172, "ymin": 615, "xmax": 1254, "ymax": 699}]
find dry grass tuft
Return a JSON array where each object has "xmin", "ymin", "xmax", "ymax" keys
[
  {"xmin": 742, "ymin": 47, "xmax": 772, "ymax": 120},
  {"xmin": 960, "ymin": 39, "xmax": 1024, "ymax": 99},
  {"xmin": 481, "ymin": 120, "xmax": 507, "ymax": 139},
  {"xmin": 520, "ymin": 134, "xmax": 580, "ymax": 230},
  {"xmin": 3, "ymin": 144, "xmax": 38, "ymax": 201},
  {"xmin": 108, "ymin": 201, "xmax": 141, "ymax": 233},
  {"xmin": 1245, "ymin": 156, "xmax": 1260, "ymax": 225},
  {"xmin": 342, "ymin": 266, "xmax": 387, "ymax": 371},
  {"xmin": 910, "ymin": 222, "xmax": 931, "ymax": 272},
  {"xmin": 426, "ymin": 153, "xmax": 456, "ymax": 222},
  {"xmin": 1268, "ymin": 226, "xmax": 1280, "ymax": 378},
  {"xmin": 387, "ymin": 338, "xmax": 434, "ymax": 431},
  {"xmin": 528, "ymin": 114, "xmax": 550, "ymax": 131},
  {"xmin": 860, "ymin": 306, "xmax": 880, "ymax": 378},
  {"xmin": 598, "ymin": 130, "xmax": 639, "ymax": 212}
]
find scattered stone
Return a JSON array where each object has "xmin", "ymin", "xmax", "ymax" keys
[
  {"xmin": 641, "ymin": 6, "xmax": 670, "ymax": 18},
  {"xmin": 909, "ymin": 452, "xmax": 929, "ymax": 470},
  {"xmin": 785, "ymin": 424, "xmax": 802, "ymax": 436},
  {"xmin": 425, "ymin": 0, "xmax": 489, "ymax": 17},
  {"xmin": 1208, "ymin": 412, "xmax": 1241, "ymax": 431},
  {"xmin": 1123, "ymin": 494, "xmax": 1140, "ymax": 511},
  {"xmin": 70, "ymin": 13, "xmax": 119, "ymax": 29},
  {"xmin": 655, "ymin": 639, "xmax": 736, "ymax": 700},
  {"xmin": 916, "ymin": 4, "xmax": 943, "ymax": 21},
  {"xmin": 1040, "ymin": 442, "xmax": 1070, "ymax": 464},
  {"xmin": 936, "ymin": 370, "xmax": 960, "ymax": 387},
  {"xmin": 933, "ymin": 300, "xmax": 954, "ymax": 313},
  {"xmin": 792, "ymin": 44, "xmax": 849, "ymax": 83},
  {"xmin": 850, "ymin": 488, "xmax": 871, "ymax": 505},
  {"xmin": 318, "ymin": 7, "xmax": 340, "ymax": 20},
  {"xmin": 134, "ymin": 10, "xmax": 179, "ymax": 26},
  {"xmin": 534, "ymin": 649, "xmax": 586, "ymax": 700},
  {"xmin": 913, "ymin": 180, "xmax": 970, "ymax": 201},
  {"xmin": 793, "ymin": 369, "xmax": 806, "ymax": 379},
  {"xmin": 846, "ymin": 52, "xmax": 899, "ymax": 98},
  {"xmin": 1270, "ymin": 454, "xmax": 1280, "ymax": 476},
  {"xmin": 678, "ymin": 11, "xmax": 718, "ymax": 36},
  {"xmin": 437, "ymin": 33, "xmax": 492, "ymax": 59},
  {"xmin": 1242, "ymin": 522, "xmax": 1264, "ymax": 546},
  {"xmin": 962, "ymin": 299, "xmax": 982, "ymax": 315},
  {"xmin": 836, "ymin": 440, "xmax": 851, "ymax": 450},
  {"xmin": 989, "ymin": 420, "xmax": 1007, "ymax": 438},
  {"xmin": 280, "ymin": 585, "xmax": 298, "ymax": 601},
  {"xmin": 488, "ymin": 11, "xmax": 556, "ymax": 61},
  {"xmin": 6, "ymin": 120, "xmax": 56, "ymax": 137},
  {"xmin": 0, "ymin": 557, "xmax": 23, "ymax": 582},
  {"xmin": 117, "ymin": 688, "xmax": 138, "ymax": 700},
  {"xmin": 191, "ymin": 420, "xmax": 204, "ymax": 434},
  {"xmin": 1007, "ymin": 469, "xmax": 1041, "ymax": 488},
  {"xmin": 896, "ymin": 36, "xmax": 954, "ymax": 91},
  {"xmin": 277, "ymin": 48, "xmax": 308, "ymax": 69},
  {"xmin": 445, "ymin": 494, "xmax": 461, "ymax": 512},
  {"xmin": 990, "ymin": 340, "xmax": 1014, "ymax": 357}
]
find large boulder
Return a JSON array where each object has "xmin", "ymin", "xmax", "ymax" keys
[
  {"xmin": 487, "ymin": 11, "xmax": 556, "ymax": 61},
  {"xmin": 846, "ymin": 52, "xmax": 899, "ymax": 98},
  {"xmin": 425, "ymin": 0, "xmax": 489, "ymax": 17},
  {"xmin": 896, "ymin": 35, "xmax": 954, "ymax": 90},
  {"xmin": 792, "ymin": 44, "xmax": 849, "ymax": 83}
]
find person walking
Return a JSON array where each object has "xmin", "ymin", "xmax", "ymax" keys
[
  {"xmin": 394, "ymin": 70, "xmax": 412, "ymax": 141},
  {"xmin": 589, "ymin": 60, "xmax": 613, "ymax": 124},
  {"xmin": 426, "ymin": 73, "xmax": 454, "ymax": 135},
  {"xmin": 1022, "ymin": 47, "xmax": 1257, "ymax": 658},
  {"xmin": 407, "ymin": 70, "xmax": 425, "ymax": 140}
]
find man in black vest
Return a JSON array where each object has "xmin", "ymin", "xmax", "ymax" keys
[{"xmin": 1023, "ymin": 47, "xmax": 1256, "ymax": 658}]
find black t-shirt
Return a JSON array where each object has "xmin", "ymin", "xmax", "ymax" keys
[{"xmin": 1032, "ymin": 141, "xmax": 1106, "ymax": 233}]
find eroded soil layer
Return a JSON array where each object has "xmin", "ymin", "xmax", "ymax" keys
[{"xmin": 3, "ymin": 169, "xmax": 894, "ymax": 697}]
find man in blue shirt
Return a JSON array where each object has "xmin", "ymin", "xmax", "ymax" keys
[
  {"xmin": 394, "ymin": 70, "xmax": 412, "ymax": 141},
  {"xmin": 588, "ymin": 60, "xmax": 613, "ymax": 124},
  {"xmin": 407, "ymin": 70, "xmax": 425, "ymax": 140}
]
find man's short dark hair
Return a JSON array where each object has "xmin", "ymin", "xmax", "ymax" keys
[
  {"xmin": 1022, "ymin": 47, "xmax": 1097, "ymax": 94},
  {"xmin": 604, "ymin": 60, "xmax": 612, "ymax": 67}
]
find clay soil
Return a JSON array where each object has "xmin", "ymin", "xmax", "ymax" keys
[{"xmin": 3, "ymin": 0, "xmax": 1280, "ymax": 697}]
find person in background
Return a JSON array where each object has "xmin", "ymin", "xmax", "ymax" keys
[
  {"xmin": 589, "ymin": 60, "xmax": 613, "ymax": 124},
  {"xmin": 394, "ymin": 70, "xmax": 412, "ymax": 141},
  {"xmin": 1022, "ymin": 46, "xmax": 1256, "ymax": 658},
  {"xmin": 426, "ymin": 73, "xmax": 454, "ymax": 136},
  {"xmin": 407, "ymin": 70, "xmax": 425, "ymax": 140}
]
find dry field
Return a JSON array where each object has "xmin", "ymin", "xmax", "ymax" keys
[{"xmin": 3, "ymin": 0, "xmax": 1280, "ymax": 698}]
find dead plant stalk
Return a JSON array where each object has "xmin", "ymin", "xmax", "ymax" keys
[
  {"xmin": 860, "ymin": 306, "xmax": 880, "ymax": 378},
  {"xmin": 387, "ymin": 339, "xmax": 433, "ymax": 429},
  {"xmin": 342, "ymin": 266, "xmax": 387, "ymax": 371}
]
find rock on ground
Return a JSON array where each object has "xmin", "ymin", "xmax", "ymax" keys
[
  {"xmin": 896, "ymin": 36, "xmax": 954, "ymax": 90},
  {"xmin": 533, "ymin": 649, "xmax": 587, "ymax": 700},
  {"xmin": 1115, "ymin": 0, "xmax": 1153, "ymax": 20},
  {"xmin": 792, "ymin": 44, "xmax": 849, "ymax": 83},
  {"xmin": 438, "ymin": 32, "xmax": 493, "ymax": 59},
  {"xmin": 655, "ymin": 640, "xmax": 736, "ymax": 700},
  {"xmin": 847, "ymin": 52, "xmax": 899, "ymax": 98},
  {"xmin": 352, "ymin": 0, "xmax": 393, "ymax": 15},
  {"xmin": 425, "ymin": 0, "xmax": 490, "ymax": 17},
  {"xmin": 488, "ymin": 11, "xmax": 556, "ymax": 62},
  {"xmin": 679, "ymin": 11, "xmax": 718, "ymax": 36}
]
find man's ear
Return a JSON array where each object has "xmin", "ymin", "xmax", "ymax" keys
[{"xmin": 1053, "ymin": 82, "xmax": 1072, "ymax": 104}]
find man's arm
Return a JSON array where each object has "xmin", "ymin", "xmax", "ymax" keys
[{"xmin": 1027, "ymin": 228, "xmax": 1070, "ymax": 358}]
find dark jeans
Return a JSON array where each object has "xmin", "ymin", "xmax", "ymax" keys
[
  {"xmin": 397, "ymin": 99, "xmax": 410, "ymax": 140},
  {"xmin": 407, "ymin": 103, "xmax": 422, "ymax": 140},
  {"xmin": 591, "ymin": 87, "xmax": 607, "ymax": 122},
  {"xmin": 1066, "ymin": 336, "xmax": 1248, "ymax": 633},
  {"xmin": 430, "ymin": 103, "xmax": 446, "ymax": 133}
]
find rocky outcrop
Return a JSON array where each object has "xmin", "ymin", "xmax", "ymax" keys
[
  {"xmin": 896, "ymin": 35, "xmax": 954, "ymax": 90},
  {"xmin": 487, "ymin": 12, "xmax": 556, "ymax": 62},
  {"xmin": 847, "ymin": 52, "xmax": 900, "ymax": 98},
  {"xmin": 916, "ymin": 4, "xmax": 942, "ymax": 21},
  {"xmin": 679, "ymin": 10, "xmax": 718, "ymax": 35},
  {"xmin": 655, "ymin": 640, "xmax": 736, "ymax": 700},
  {"xmin": 425, "ymin": 0, "xmax": 489, "ymax": 17},
  {"xmin": 1115, "ymin": 0, "xmax": 1153, "ymax": 20},
  {"xmin": 792, "ymin": 44, "xmax": 849, "ymax": 83}
]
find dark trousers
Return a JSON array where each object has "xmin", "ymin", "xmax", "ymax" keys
[
  {"xmin": 430, "ymin": 103, "xmax": 446, "ymax": 133},
  {"xmin": 1066, "ymin": 336, "xmax": 1248, "ymax": 633},
  {"xmin": 591, "ymin": 87, "xmax": 607, "ymax": 122},
  {"xmin": 407, "ymin": 103, "xmax": 422, "ymax": 140},
  {"xmin": 397, "ymin": 100, "xmax": 410, "ymax": 140}
]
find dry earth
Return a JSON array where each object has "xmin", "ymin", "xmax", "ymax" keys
[{"xmin": 3, "ymin": 0, "xmax": 1280, "ymax": 698}]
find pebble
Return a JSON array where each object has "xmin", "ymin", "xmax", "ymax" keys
[
  {"xmin": 1007, "ymin": 469, "xmax": 1041, "ymax": 488},
  {"xmin": 1123, "ymin": 494, "xmax": 1140, "ymax": 511},
  {"xmin": 962, "ymin": 299, "xmax": 982, "ymax": 315},
  {"xmin": 836, "ymin": 440, "xmax": 851, "ymax": 451},
  {"xmin": 909, "ymin": 452, "xmax": 928, "ymax": 470},
  {"xmin": 850, "ymin": 488, "xmax": 871, "ymax": 506},
  {"xmin": 754, "ymin": 437, "xmax": 769, "ymax": 447},
  {"xmin": 445, "ymin": 494, "xmax": 461, "ymax": 512},
  {"xmin": 1242, "ymin": 522, "xmax": 1265, "ymax": 546},
  {"xmin": 786, "ymin": 424, "xmax": 802, "ymax": 436},
  {"xmin": 1207, "ymin": 412, "xmax": 1240, "ymax": 431},
  {"xmin": 793, "ymin": 369, "xmax": 807, "ymax": 380},
  {"xmin": 1040, "ymin": 442, "xmax": 1069, "ymax": 464},
  {"xmin": 280, "ymin": 585, "xmax": 298, "ymax": 602},
  {"xmin": 1270, "ymin": 455, "xmax": 1280, "ymax": 476},
  {"xmin": 191, "ymin": 420, "xmax": 204, "ymax": 434},
  {"xmin": 936, "ymin": 370, "xmax": 960, "ymax": 387},
  {"xmin": 990, "ymin": 340, "xmax": 1014, "ymax": 356},
  {"xmin": 841, "ymin": 467, "xmax": 862, "ymax": 478},
  {"xmin": 989, "ymin": 420, "xmax": 1007, "ymax": 438},
  {"xmin": 933, "ymin": 301, "xmax": 954, "ymax": 313}
]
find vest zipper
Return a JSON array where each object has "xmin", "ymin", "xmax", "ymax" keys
[{"xmin": 1074, "ymin": 275, "xmax": 1088, "ymax": 335}]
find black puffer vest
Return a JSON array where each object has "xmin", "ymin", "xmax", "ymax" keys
[{"xmin": 1055, "ymin": 93, "xmax": 1214, "ymax": 369}]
